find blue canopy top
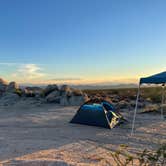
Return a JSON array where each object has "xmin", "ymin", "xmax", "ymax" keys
[{"xmin": 140, "ymin": 71, "xmax": 166, "ymax": 84}]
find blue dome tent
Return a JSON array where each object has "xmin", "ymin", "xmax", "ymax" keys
[
  {"xmin": 131, "ymin": 71, "xmax": 166, "ymax": 135},
  {"xmin": 70, "ymin": 99, "xmax": 124, "ymax": 129}
]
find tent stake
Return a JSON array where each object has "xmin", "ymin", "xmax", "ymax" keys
[{"xmin": 131, "ymin": 83, "xmax": 140, "ymax": 136}]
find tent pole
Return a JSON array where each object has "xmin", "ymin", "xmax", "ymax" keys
[
  {"xmin": 131, "ymin": 82, "xmax": 141, "ymax": 136},
  {"xmin": 161, "ymin": 84, "xmax": 165, "ymax": 120}
]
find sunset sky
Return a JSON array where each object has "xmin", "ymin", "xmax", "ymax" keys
[{"xmin": 0, "ymin": 0, "xmax": 166, "ymax": 85}]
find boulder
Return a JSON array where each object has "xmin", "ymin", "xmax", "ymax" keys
[
  {"xmin": 59, "ymin": 86, "xmax": 89, "ymax": 106},
  {"xmin": 44, "ymin": 84, "xmax": 59, "ymax": 96},
  {"xmin": 0, "ymin": 92, "xmax": 19, "ymax": 106},
  {"xmin": 60, "ymin": 85, "xmax": 72, "ymax": 96},
  {"xmin": 110, "ymin": 95, "xmax": 120, "ymax": 103},
  {"xmin": 69, "ymin": 94, "xmax": 89, "ymax": 106},
  {"xmin": 25, "ymin": 87, "xmax": 43, "ymax": 91},
  {"xmin": 142, "ymin": 104, "xmax": 159, "ymax": 113},
  {"xmin": 60, "ymin": 93, "xmax": 89, "ymax": 106},
  {"xmin": 6, "ymin": 82, "xmax": 19, "ymax": 93},
  {"xmin": 60, "ymin": 96, "xmax": 70, "ymax": 106},
  {"xmin": 60, "ymin": 85, "xmax": 70, "ymax": 92},
  {"xmin": 116, "ymin": 100, "xmax": 130, "ymax": 109},
  {"xmin": 26, "ymin": 87, "xmax": 43, "ymax": 97},
  {"xmin": 22, "ymin": 87, "xmax": 43, "ymax": 98},
  {"xmin": 0, "ymin": 78, "xmax": 8, "ymax": 92},
  {"xmin": 23, "ymin": 89, "xmax": 36, "ymax": 97},
  {"xmin": 130, "ymin": 100, "xmax": 145, "ymax": 108},
  {"xmin": 46, "ymin": 90, "xmax": 61, "ymax": 103},
  {"xmin": 0, "ymin": 78, "xmax": 7, "ymax": 84},
  {"xmin": 72, "ymin": 89, "xmax": 83, "ymax": 96}
]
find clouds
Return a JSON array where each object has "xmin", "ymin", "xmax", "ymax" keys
[
  {"xmin": 0, "ymin": 62, "xmax": 20, "ymax": 66},
  {"xmin": 11, "ymin": 64, "xmax": 45, "ymax": 82},
  {"xmin": 49, "ymin": 78, "xmax": 82, "ymax": 81},
  {"xmin": 0, "ymin": 63, "xmax": 83, "ymax": 84},
  {"xmin": 0, "ymin": 62, "xmax": 138, "ymax": 84}
]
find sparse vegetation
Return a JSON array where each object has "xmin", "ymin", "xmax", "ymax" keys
[
  {"xmin": 84, "ymin": 86, "xmax": 164, "ymax": 103},
  {"xmin": 14, "ymin": 89, "xmax": 22, "ymax": 96},
  {"xmin": 109, "ymin": 143, "xmax": 166, "ymax": 166}
]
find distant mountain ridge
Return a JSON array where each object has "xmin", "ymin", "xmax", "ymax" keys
[
  {"xmin": 20, "ymin": 83, "xmax": 137, "ymax": 90},
  {"xmin": 72, "ymin": 84, "xmax": 137, "ymax": 90}
]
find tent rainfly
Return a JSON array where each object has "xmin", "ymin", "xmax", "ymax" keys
[
  {"xmin": 131, "ymin": 71, "xmax": 166, "ymax": 135},
  {"xmin": 70, "ymin": 99, "xmax": 124, "ymax": 129}
]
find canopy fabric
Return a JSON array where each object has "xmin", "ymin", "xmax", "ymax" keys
[
  {"xmin": 140, "ymin": 71, "xmax": 166, "ymax": 84},
  {"xmin": 131, "ymin": 71, "xmax": 165, "ymax": 135}
]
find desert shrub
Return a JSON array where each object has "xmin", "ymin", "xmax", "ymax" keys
[
  {"xmin": 141, "ymin": 87, "xmax": 162, "ymax": 103},
  {"xmin": 40, "ymin": 90, "xmax": 46, "ymax": 98},
  {"xmin": 149, "ymin": 95, "xmax": 162, "ymax": 103},
  {"xmin": 84, "ymin": 87, "xmax": 165, "ymax": 104},
  {"xmin": 14, "ymin": 89, "xmax": 22, "ymax": 96},
  {"xmin": 109, "ymin": 143, "xmax": 166, "ymax": 166},
  {"xmin": 137, "ymin": 144, "xmax": 166, "ymax": 166}
]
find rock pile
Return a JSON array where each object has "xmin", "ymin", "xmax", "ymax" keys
[
  {"xmin": 0, "ymin": 78, "xmax": 149, "ymax": 108},
  {"xmin": 45, "ymin": 85, "xmax": 89, "ymax": 106},
  {"xmin": 44, "ymin": 84, "xmax": 59, "ymax": 96},
  {"xmin": 0, "ymin": 92, "xmax": 20, "ymax": 106},
  {"xmin": 0, "ymin": 78, "xmax": 8, "ymax": 94},
  {"xmin": 6, "ymin": 81, "xmax": 19, "ymax": 93},
  {"xmin": 0, "ymin": 78, "xmax": 89, "ymax": 106},
  {"xmin": 0, "ymin": 79, "xmax": 20, "ymax": 106}
]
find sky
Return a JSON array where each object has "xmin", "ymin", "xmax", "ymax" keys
[{"xmin": 0, "ymin": 0, "xmax": 166, "ymax": 85}]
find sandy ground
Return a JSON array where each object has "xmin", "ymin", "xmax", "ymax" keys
[{"xmin": 0, "ymin": 101, "xmax": 165, "ymax": 166}]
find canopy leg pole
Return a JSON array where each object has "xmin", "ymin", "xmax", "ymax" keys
[
  {"xmin": 131, "ymin": 83, "xmax": 140, "ymax": 136},
  {"xmin": 161, "ymin": 84, "xmax": 165, "ymax": 120}
]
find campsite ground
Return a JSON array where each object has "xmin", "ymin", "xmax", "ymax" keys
[{"xmin": 0, "ymin": 101, "xmax": 165, "ymax": 166}]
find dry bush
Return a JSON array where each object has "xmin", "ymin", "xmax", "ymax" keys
[
  {"xmin": 84, "ymin": 87, "xmax": 164, "ymax": 104},
  {"xmin": 108, "ymin": 143, "xmax": 166, "ymax": 166}
]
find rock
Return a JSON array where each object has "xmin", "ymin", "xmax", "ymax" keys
[
  {"xmin": 60, "ymin": 85, "xmax": 70, "ymax": 92},
  {"xmin": 0, "ymin": 78, "xmax": 8, "ymax": 92},
  {"xmin": 60, "ymin": 93, "xmax": 89, "ymax": 106},
  {"xmin": 44, "ymin": 84, "xmax": 59, "ymax": 96},
  {"xmin": 26, "ymin": 87, "xmax": 43, "ymax": 97},
  {"xmin": 72, "ymin": 89, "xmax": 83, "ymax": 96},
  {"xmin": 60, "ymin": 85, "xmax": 72, "ymax": 96},
  {"xmin": 59, "ymin": 86, "xmax": 89, "ymax": 106},
  {"xmin": 116, "ymin": 100, "xmax": 130, "ymax": 109},
  {"xmin": 0, "ymin": 92, "xmax": 19, "ymax": 106},
  {"xmin": 46, "ymin": 90, "xmax": 61, "ymax": 103},
  {"xmin": 145, "ymin": 97, "xmax": 152, "ymax": 102},
  {"xmin": 22, "ymin": 87, "xmax": 43, "ymax": 98},
  {"xmin": 25, "ymin": 87, "xmax": 43, "ymax": 91},
  {"xmin": 0, "ymin": 78, "xmax": 7, "ymax": 84},
  {"xmin": 23, "ymin": 89, "xmax": 36, "ymax": 97},
  {"xmin": 143, "ymin": 104, "xmax": 159, "ymax": 113},
  {"xmin": 52, "ymin": 96, "xmax": 61, "ymax": 103},
  {"xmin": 6, "ymin": 82, "xmax": 19, "ymax": 93},
  {"xmin": 110, "ymin": 95, "xmax": 120, "ymax": 103},
  {"xmin": 60, "ymin": 96, "xmax": 70, "ymax": 106},
  {"xmin": 130, "ymin": 100, "xmax": 145, "ymax": 108},
  {"xmin": 69, "ymin": 94, "xmax": 89, "ymax": 106}
]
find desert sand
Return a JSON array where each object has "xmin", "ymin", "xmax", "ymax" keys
[{"xmin": 0, "ymin": 100, "xmax": 165, "ymax": 166}]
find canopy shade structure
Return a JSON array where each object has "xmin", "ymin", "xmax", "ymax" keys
[
  {"xmin": 131, "ymin": 71, "xmax": 166, "ymax": 135},
  {"xmin": 140, "ymin": 71, "xmax": 166, "ymax": 84}
]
